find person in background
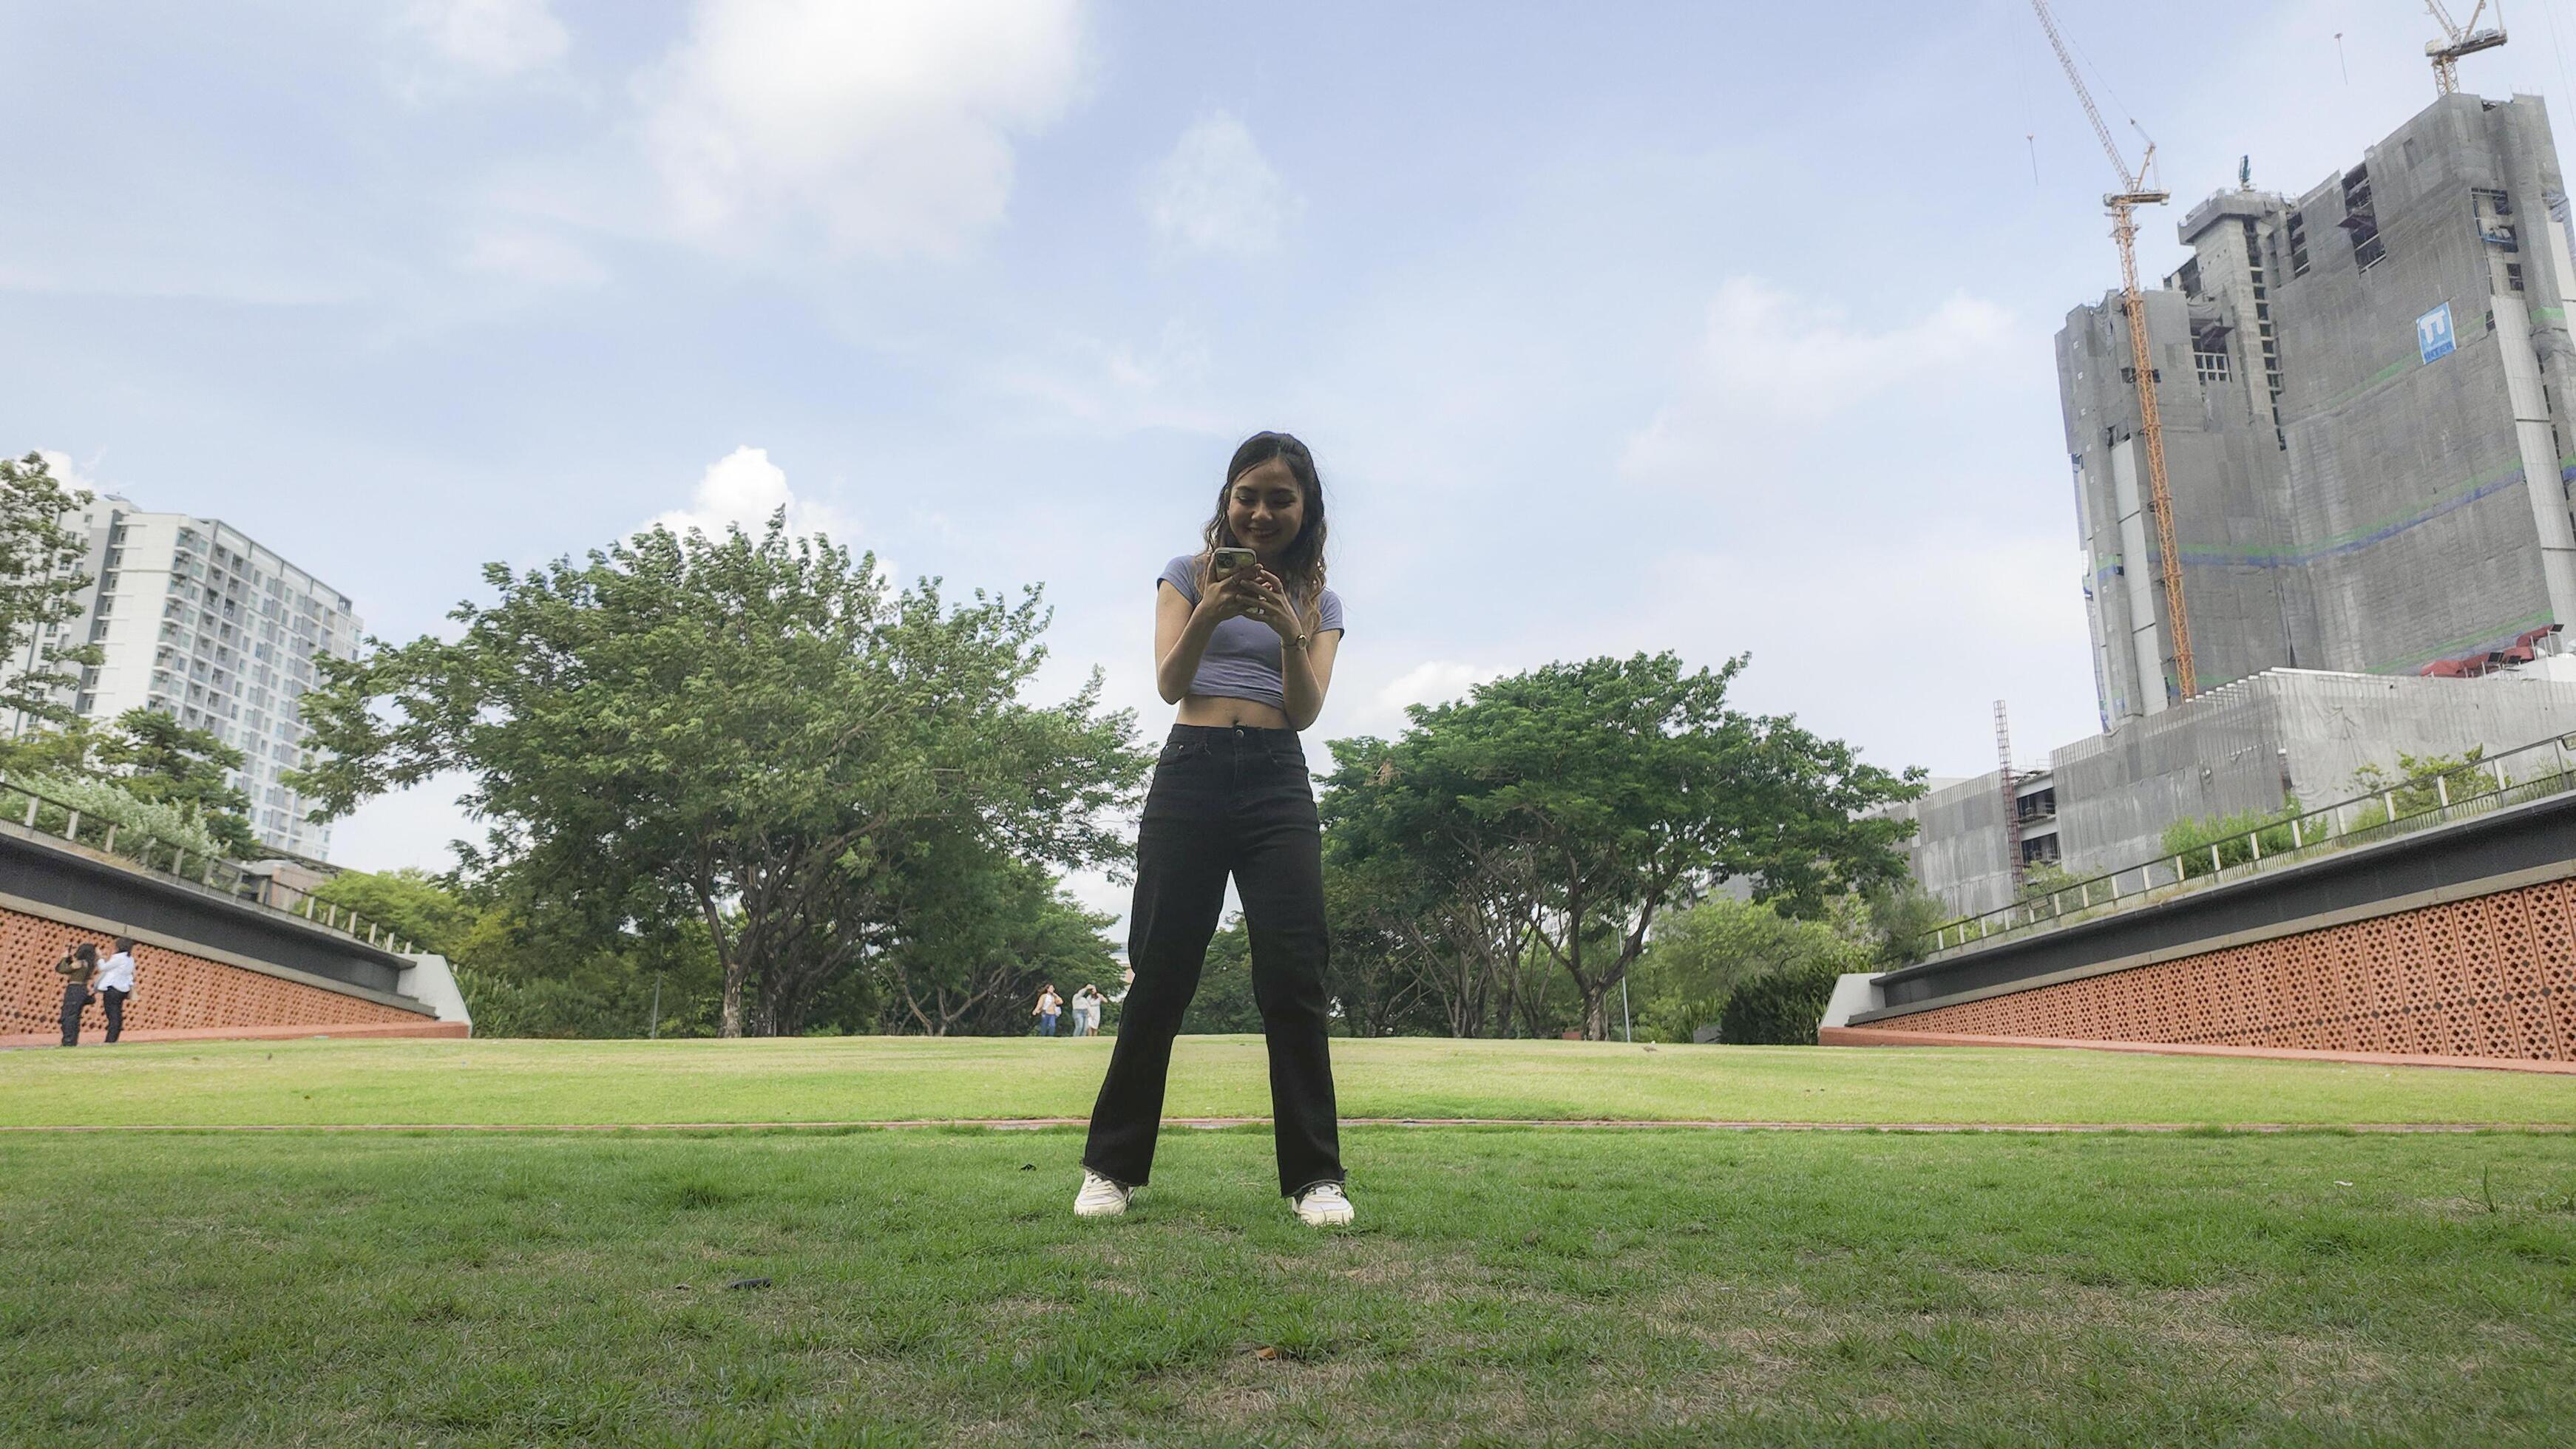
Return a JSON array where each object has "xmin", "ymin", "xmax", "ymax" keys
[
  {"xmin": 54, "ymin": 941, "xmax": 98, "ymax": 1048},
  {"xmin": 94, "ymin": 937, "xmax": 137, "ymax": 1045},
  {"xmin": 1071, "ymin": 983, "xmax": 1104, "ymax": 1037},
  {"xmin": 1034, "ymin": 983, "xmax": 1063, "ymax": 1037}
]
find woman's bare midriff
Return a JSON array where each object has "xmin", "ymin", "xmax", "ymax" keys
[{"xmin": 1174, "ymin": 694, "xmax": 1293, "ymax": 730}]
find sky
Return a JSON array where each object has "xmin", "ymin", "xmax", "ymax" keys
[{"xmin": 10, "ymin": 1, "xmax": 2576, "ymax": 922}]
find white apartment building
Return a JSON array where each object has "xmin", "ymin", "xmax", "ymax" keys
[{"xmin": 4, "ymin": 495, "xmax": 361, "ymax": 859}]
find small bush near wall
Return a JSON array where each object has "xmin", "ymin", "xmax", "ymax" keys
[{"xmin": 1721, "ymin": 958, "xmax": 1845, "ymax": 1045}]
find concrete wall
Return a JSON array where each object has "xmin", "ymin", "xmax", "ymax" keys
[
  {"xmin": 1905, "ymin": 667, "xmax": 2576, "ymax": 914},
  {"xmin": 1847, "ymin": 790, "xmax": 2576, "ymax": 1066}
]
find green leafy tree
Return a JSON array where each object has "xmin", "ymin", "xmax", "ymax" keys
[
  {"xmin": 309, "ymin": 868, "xmax": 481, "ymax": 957},
  {"xmin": 1321, "ymin": 737, "xmax": 1545, "ymax": 1038},
  {"xmin": 876, "ymin": 841, "xmax": 1120, "ymax": 1036},
  {"xmin": 290, "ymin": 516, "xmax": 1146, "ymax": 1036},
  {"xmin": 1630, "ymin": 896, "xmax": 1868, "ymax": 1044},
  {"xmin": 1862, "ymin": 880, "xmax": 1951, "ymax": 968},
  {"xmin": 1326, "ymin": 653, "xmax": 1922, "ymax": 1039},
  {"xmin": 0, "ymin": 452, "xmax": 101, "ymax": 756},
  {"xmin": 1179, "ymin": 917, "xmax": 1266, "ymax": 1034},
  {"xmin": 94, "ymin": 707, "xmax": 260, "ymax": 857}
]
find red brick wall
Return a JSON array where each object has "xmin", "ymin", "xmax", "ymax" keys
[
  {"xmin": 1874, "ymin": 878, "xmax": 2576, "ymax": 1062},
  {"xmin": 4, "ymin": 905, "xmax": 433, "ymax": 1039}
]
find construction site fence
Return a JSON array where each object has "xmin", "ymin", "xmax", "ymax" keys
[
  {"xmin": 1920, "ymin": 728, "xmax": 2576, "ymax": 957},
  {"xmin": 0, "ymin": 775, "xmax": 419, "ymax": 958}
]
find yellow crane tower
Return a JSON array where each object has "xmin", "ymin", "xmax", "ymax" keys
[
  {"xmin": 2426, "ymin": 2, "xmax": 2507, "ymax": 96},
  {"xmin": 2028, "ymin": 0, "xmax": 2194, "ymax": 702}
]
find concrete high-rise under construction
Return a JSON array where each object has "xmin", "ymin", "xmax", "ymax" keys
[
  {"xmin": 1891, "ymin": 89, "xmax": 2576, "ymax": 921},
  {"xmin": 2059, "ymin": 91, "xmax": 2576, "ymax": 726}
]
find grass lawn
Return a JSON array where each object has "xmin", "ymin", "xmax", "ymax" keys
[
  {"xmin": 4, "ymin": 1125, "xmax": 2574, "ymax": 1445},
  {"xmin": 5, "ymin": 1034, "xmax": 2575, "ymax": 1128}
]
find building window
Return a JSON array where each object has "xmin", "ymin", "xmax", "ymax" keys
[
  {"xmin": 2194, "ymin": 350, "xmax": 2232, "ymax": 382},
  {"xmin": 2340, "ymin": 165, "xmax": 2384, "ymax": 270},
  {"xmin": 2288, "ymin": 210, "xmax": 2311, "ymax": 276},
  {"xmin": 2509, "ymin": 262, "xmax": 2526, "ymax": 291}
]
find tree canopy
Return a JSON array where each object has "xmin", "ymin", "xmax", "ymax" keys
[
  {"xmin": 1321, "ymin": 652, "xmax": 1922, "ymax": 1039},
  {"xmin": 0, "ymin": 452, "xmax": 99, "ymax": 753},
  {"xmin": 291, "ymin": 515, "xmax": 1146, "ymax": 1036}
]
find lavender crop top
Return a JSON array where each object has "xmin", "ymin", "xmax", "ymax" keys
[{"xmin": 1159, "ymin": 554, "xmax": 1345, "ymax": 712}]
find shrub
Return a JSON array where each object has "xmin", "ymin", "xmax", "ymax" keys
[
  {"xmin": 2160, "ymin": 798, "xmax": 2305, "ymax": 880},
  {"xmin": 1719, "ymin": 957, "xmax": 1846, "ymax": 1045},
  {"xmin": 8, "ymin": 770, "xmax": 228, "ymax": 863}
]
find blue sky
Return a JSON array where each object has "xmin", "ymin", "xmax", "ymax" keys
[{"xmin": 8, "ymin": 1, "xmax": 2569, "ymax": 916}]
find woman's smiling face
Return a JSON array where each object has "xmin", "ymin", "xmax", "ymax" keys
[{"xmin": 1226, "ymin": 458, "xmax": 1306, "ymax": 560}]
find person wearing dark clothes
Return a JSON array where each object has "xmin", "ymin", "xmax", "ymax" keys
[
  {"xmin": 1076, "ymin": 431, "xmax": 1354, "ymax": 1228},
  {"xmin": 94, "ymin": 937, "xmax": 137, "ymax": 1043},
  {"xmin": 55, "ymin": 942, "xmax": 98, "ymax": 1047}
]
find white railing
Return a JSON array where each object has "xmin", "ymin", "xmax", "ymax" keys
[
  {"xmin": 0, "ymin": 775, "xmax": 417, "ymax": 956},
  {"xmin": 1921, "ymin": 730, "xmax": 2576, "ymax": 955}
]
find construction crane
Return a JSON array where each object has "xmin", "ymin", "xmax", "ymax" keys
[
  {"xmin": 2426, "ymin": 1, "xmax": 2507, "ymax": 96},
  {"xmin": 2029, "ymin": 0, "xmax": 2195, "ymax": 702}
]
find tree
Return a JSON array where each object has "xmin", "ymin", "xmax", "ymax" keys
[
  {"xmin": 1179, "ymin": 917, "xmax": 1266, "ymax": 1034},
  {"xmin": 1325, "ymin": 653, "xmax": 1922, "ymax": 1039},
  {"xmin": 1321, "ymin": 736, "xmax": 1543, "ymax": 1038},
  {"xmin": 0, "ymin": 452, "xmax": 101, "ymax": 753},
  {"xmin": 310, "ymin": 868, "xmax": 481, "ymax": 957},
  {"xmin": 1630, "ymin": 895, "xmax": 1867, "ymax": 1044},
  {"xmin": 291, "ymin": 516, "xmax": 1148, "ymax": 1036},
  {"xmin": 1861, "ymin": 880, "xmax": 1951, "ymax": 968},
  {"xmin": 94, "ymin": 707, "xmax": 260, "ymax": 857},
  {"xmin": 877, "ymin": 841, "xmax": 1120, "ymax": 1036}
]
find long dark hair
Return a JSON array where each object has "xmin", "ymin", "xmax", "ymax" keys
[{"xmin": 1198, "ymin": 431, "xmax": 1329, "ymax": 628}]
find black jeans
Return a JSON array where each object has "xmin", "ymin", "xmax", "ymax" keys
[
  {"xmin": 59, "ymin": 983, "xmax": 89, "ymax": 1047},
  {"xmin": 1085, "ymin": 724, "xmax": 1343, "ymax": 1197},
  {"xmin": 99, "ymin": 987, "xmax": 128, "ymax": 1043}
]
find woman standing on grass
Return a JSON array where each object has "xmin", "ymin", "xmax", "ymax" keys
[{"xmin": 1075, "ymin": 431, "xmax": 1352, "ymax": 1228}]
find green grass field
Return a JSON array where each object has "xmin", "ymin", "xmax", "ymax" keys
[
  {"xmin": 4, "ymin": 1039, "xmax": 2574, "ymax": 1445},
  {"xmin": 7, "ymin": 1034, "xmax": 2575, "ymax": 1127}
]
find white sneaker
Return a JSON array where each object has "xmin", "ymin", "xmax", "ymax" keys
[
  {"xmin": 1292, "ymin": 1182, "xmax": 1355, "ymax": 1227},
  {"xmin": 1073, "ymin": 1170, "xmax": 1131, "ymax": 1218}
]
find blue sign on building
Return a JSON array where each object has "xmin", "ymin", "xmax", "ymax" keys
[{"xmin": 2418, "ymin": 302, "xmax": 2456, "ymax": 364}]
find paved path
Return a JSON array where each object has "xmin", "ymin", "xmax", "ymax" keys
[{"xmin": 3, "ymin": 1117, "xmax": 2567, "ymax": 1133}]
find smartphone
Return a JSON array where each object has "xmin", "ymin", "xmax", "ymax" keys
[{"xmin": 1210, "ymin": 547, "xmax": 1257, "ymax": 580}]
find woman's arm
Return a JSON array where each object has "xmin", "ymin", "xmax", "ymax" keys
[
  {"xmin": 1243, "ymin": 569, "xmax": 1340, "ymax": 730},
  {"xmin": 1277, "ymin": 628, "xmax": 1340, "ymax": 732},
  {"xmin": 1155, "ymin": 577, "xmax": 1258, "ymax": 703}
]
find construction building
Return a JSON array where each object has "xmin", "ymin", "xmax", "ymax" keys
[
  {"xmin": 1, "ymin": 494, "xmax": 361, "ymax": 859},
  {"xmin": 2062, "ymin": 91, "xmax": 2576, "ymax": 724},
  {"xmin": 1904, "ymin": 88, "xmax": 2576, "ymax": 919}
]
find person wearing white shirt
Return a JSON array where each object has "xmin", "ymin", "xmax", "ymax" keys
[{"xmin": 93, "ymin": 937, "xmax": 136, "ymax": 1044}]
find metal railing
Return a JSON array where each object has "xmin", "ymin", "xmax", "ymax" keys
[
  {"xmin": 0, "ymin": 775, "xmax": 418, "ymax": 957},
  {"xmin": 1920, "ymin": 729, "xmax": 2576, "ymax": 956}
]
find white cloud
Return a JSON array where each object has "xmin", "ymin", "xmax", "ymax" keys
[
  {"xmin": 404, "ymin": 0, "xmax": 570, "ymax": 76},
  {"xmin": 639, "ymin": 0, "xmax": 1086, "ymax": 258},
  {"xmin": 1372, "ymin": 659, "xmax": 1504, "ymax": 719},
  {"xmin": 458, "ymin": 227, "xmax": 606, "ymax": 287},
  {"xmin": 652, "ymin": 446, "xmax": 858, "ymax": 545},
  {"xmin": 987, "ymin": 319, "xmax": 1226, "ymax": 435},
  {"xmin": 1621, "ymin": 277, "xmax": 2019, "ymax": 483},
  {"xmin": 1144, "ymin": 112, "xmax": 1299, "ymax": 257},
  {"xmin": 35, "ymin": 449, "xmax": 108, "ymax": 497}
]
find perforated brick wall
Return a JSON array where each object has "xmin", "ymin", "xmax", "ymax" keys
[
  {"xmin": 1877, "ymin": 878, "xmax": 2576, "ymax": 1062},
  {"xmin": 4, "ymin": 905, "xmax": 432, "ymax": 1040}
]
